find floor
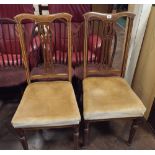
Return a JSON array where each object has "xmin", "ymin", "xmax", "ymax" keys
[{"xmin": 0, "ymin": 101, "xmax": 155, "ymax": 150}]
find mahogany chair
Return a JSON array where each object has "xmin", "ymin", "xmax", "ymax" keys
[
  {"xmin": 0, "ymin": 19, "xmax": 24, "ymax": 87},
  {"xmin": 0, "ymin": 18, "xmax": 26, "ymax": 103},
  {"xmin": 11, "ymin": 13, "xmax": 81, "ymax": 149},
  {"xmin": 0, "ymin": 4, "xmax": 39, "ymax": 101},
  {"xmin": 82, "ymin": 12, "xmax": 146, "ymax": 146},
  {"xmin": 0, "ymin": 18, "xmax": 41, "ymax": 101}
]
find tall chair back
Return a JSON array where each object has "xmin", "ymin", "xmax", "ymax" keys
[
  {"xmin": 15, "ymin": 13, "xmax": 72, "ymax": 84},
  {"xmin": 83, "ymin": 12, "xmax": 135, "ymax": 78}
]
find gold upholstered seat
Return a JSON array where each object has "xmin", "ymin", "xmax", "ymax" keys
[
  {"xmin": 12, "ymin": 81, "xmax": 80, "ymax": 128},
  {"xmin": 83, "ymin": 77, "xmax": 146, "ymax": 120}
]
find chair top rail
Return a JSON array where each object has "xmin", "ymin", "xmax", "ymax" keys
[
  {"xmin": 14, "ymin": 13, "xmax": 72, "ymax": 23},
  {"xmin": 83, "ymin": 11, "xmax": 135, "ymax": 21}
]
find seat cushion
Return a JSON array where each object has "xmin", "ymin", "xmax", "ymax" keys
[
  {"xmin": 83, "ymin": 77, "xmax": 146, "ymax": 120},
  {"xmin": 12, "ymin": 81, "xmax": 81, "ymax": 128}
]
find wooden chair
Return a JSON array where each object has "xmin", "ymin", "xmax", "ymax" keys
[
  {"xmin": 0, "ymin": 19, "xmax": 24, "ymax": 85},
  {"xmin": 0, "ymin": 19, "xmax": 41, "ymax": 102},
  {"xmin": 11, "ymin": 13, "xmax": 81, "ymax": 149},
  {"xmin": 0, "ymin": 18, "xmax": 26, "ymax": 103},
  {"xmin": 0, "ymin": 5, "xmax": 39, "ymax": 102},
  {"xmin": 82, "ymin": 12, "xmax": 146, "ymax": 146}
]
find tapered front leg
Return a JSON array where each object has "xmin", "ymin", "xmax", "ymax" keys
[
  {"xmin": 16, "ymin": 128, "xmax": 28, "ymax": 150},
  {"xmin": 128, "ymin": 117, "xmax": 143, "ymax": 145},
  {"xmin": 84, "ymin": 121, "xmax": 89, "ymax": 147},
  {"xmin": 73, "ymin": 125, "xmax": 79, "ymax": 149}
]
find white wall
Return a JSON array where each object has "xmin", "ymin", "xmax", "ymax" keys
[
  {"xmin": 125, "ymin": 4, "xmax": 152, "ymax": 85},
  {"xmin": 33, "ymin": 4, "xmax": 39, "ymax": 15}
]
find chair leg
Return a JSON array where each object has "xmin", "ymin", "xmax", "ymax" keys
[
  {"xmin": 16, "ymin": 129, "xmax": 28, "ymax": 150},
  {"xmin": 84, "ymin": 121, "xmax": 89, "ymax": 147},
  {"xmin": 128, "ymin": 118, "xmax": 143, "ymax": 145},
  {"xmin": 73, "ymin": 125, "xmax": 79, "ymax": 150}
]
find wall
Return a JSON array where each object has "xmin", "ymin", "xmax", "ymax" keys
[
  {"xmin": 125, "ymin": 4, "xmax": 151, "ymax": 85},
  {"xmin": 132, "ymin": 6, "xmax": 155, "ymax": 119}
]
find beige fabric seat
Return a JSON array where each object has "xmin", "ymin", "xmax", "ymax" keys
[
  {"xmin": 12, "ymin": 81, "xmax": 81, "ymax": 128},
  {"xmin": 83, "ymin": 77, "xmax": 146, "ymax": 120}
]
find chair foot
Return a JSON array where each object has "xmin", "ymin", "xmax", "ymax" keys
[
  {"xmin": 128, "ymin": 117, "xmax": 143, "ymax": 145},
  {"xmin": 73, "ymin": 125, "xmax": 79, "ymax": 150},
  {"xmin": 16, "ymin": 129, "xmax": 28, "ymax": 150},
  {"xmin": 83, "ymin": 121, "xmax": 89, "ymax": 147}
]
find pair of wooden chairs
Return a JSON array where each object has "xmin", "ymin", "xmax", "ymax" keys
[{"xmin": 11, "ymin": 12, "xmax": 146, "ymax": 149}]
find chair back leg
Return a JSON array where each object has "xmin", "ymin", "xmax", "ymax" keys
[
  {"xmin": 73, "ymin": 125, "xmax": 79, "ymax": 149},
  {"xmin": 128, "ymin": 117, "xmax": 143, "ymax": 145},
  {"xmin": 16, "ymin": 129, "xmax": 28, "ymax": 150},
  {"xmin": 83, "ymin": 121, "xmax": 89, "ymax": 147}
]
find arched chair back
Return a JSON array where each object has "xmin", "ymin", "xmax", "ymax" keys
[
  {"xmin": 15, "ymin": 13, "xmax": 72, "ymax": 84},
  {"xmin": 83, "ymin": 12, "xmax": 135, "ymax": 78},
  {"xmin": 48, "ymin": 4, "xmax": 92, "ymax": 66}
]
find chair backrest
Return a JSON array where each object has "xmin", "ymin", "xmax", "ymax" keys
[
  {"xmin": 83, "ymin": 12, "xmax": 135, "ymax": 78},
  {"xmin": 15, "ymin": 13, "xmax": 72, "ymax": 84}
]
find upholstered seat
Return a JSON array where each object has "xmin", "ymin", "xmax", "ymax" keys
[
  {"xmin": 83, "ymin": 77, "xmax": 146, "ymax": 120},
  {"xmin": 12, "ymin": 81, "xmax": 81, "ymax": 128}
]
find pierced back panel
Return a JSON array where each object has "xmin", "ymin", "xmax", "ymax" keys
[
  {"xmin": 83, "ymin": 12, "xmax": 135, "ymax": 78},
  {"xmin": 15, "ymin": 13, "xmax": 72, "ymax": 84}
]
